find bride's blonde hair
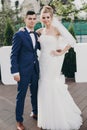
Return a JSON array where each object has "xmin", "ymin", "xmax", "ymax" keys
[{"xmin": 40, "ymin": 5, "xmax": 53, "ymax": 18}]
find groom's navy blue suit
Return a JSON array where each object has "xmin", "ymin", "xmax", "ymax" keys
[{"xmin": 10, "ymin": 28, "xmax": 40, "ymax": 122}]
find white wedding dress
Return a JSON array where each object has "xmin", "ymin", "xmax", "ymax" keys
[{"xmin": 38, "ymin": 34, "xmax": 82, "ymax": 130}]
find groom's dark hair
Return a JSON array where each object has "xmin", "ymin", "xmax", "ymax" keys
[{"xmin": 26, "ymin": 10, "xmax": 36, "ymax": 16}]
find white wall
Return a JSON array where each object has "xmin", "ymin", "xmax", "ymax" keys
[
  {"xmin": 0, "ymin": 44, "xmax": 87, "ymax": 85},
  {"xmin": 74, "ymin": 43, "xmax": 87, "ymax": 82},
  {"xmin": 0, "ymin": 46, "xmax": 16, "ymax": 85}
]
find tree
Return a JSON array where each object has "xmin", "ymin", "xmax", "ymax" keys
[
  {"xmin": 15, "ymin": 0, "xmax": 19, "ymax": 9},
  {"xmin": 15, "ymin": 0, "xmax": 19, "ymax": 20},
  {"xmin": 51, "ymin": 0, "xmax": 87, "ymax": 20},
  {"xmin": 1, "ymin": 0, "xmax": 5, "ymax": 12},
  {"xmin": 4, "ymin": 19, "xmax": 14, "ymax": 46},
  {"xmin": 0, "ymin": 3, "xmax": 23, "ymax": 45}
]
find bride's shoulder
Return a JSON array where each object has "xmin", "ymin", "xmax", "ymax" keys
[
  {"xmin": 54, "ymin": 26, "xmax": 61, "ymax": 37},
  {"xmin": 36, "ymin": 28, "xmax": 44, "ymax": 36}
]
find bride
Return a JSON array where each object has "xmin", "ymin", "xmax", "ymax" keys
[{"xmin": 37, "ymin": 5, "xmax": 82, "ymax": 130}]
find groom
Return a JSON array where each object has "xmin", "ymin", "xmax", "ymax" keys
[{"xmin": 10, "ymin": 10, "xmax": 40, "ymax": 130}]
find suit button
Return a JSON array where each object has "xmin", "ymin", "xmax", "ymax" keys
[{"xmin": 34, "ymin": 61, "xmax": 36, "ymax": 64}]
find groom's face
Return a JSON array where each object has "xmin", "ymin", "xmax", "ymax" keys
[{"xmin": 25, "ymin": 14, "xmax": 37, "ymax": 29}]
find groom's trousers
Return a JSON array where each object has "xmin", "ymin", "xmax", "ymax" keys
[{"xmin": 16, "ymin": 69, "xmax": 38, "ymax": 122}]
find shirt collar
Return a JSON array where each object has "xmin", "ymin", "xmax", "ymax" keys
[{"xmin": 26, "ymin": 27, "xmax": 34, "ymax": 33}]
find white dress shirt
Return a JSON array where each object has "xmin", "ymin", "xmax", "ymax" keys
[{"xmin": 26, "ymin": 27, "xmax": 36, "ymax": 48}]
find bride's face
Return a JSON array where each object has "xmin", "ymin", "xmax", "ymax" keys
[{"xmin": 41, "ymin": 13, "xmax": 52, "ymax": 26}]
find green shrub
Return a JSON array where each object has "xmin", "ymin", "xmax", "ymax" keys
[
  {"xmin": 4, "ymin": 19, "xmax": 14, "ymax": 46},
  {"xmin": 68, "ymin": 22, "xmax": 77, "ymax": 40}
]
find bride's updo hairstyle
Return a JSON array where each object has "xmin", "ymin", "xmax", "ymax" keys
[{"xmin": 40, "ymin": 5, "xmax": 54, "ymax": 19}]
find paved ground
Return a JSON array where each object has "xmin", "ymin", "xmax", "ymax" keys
[{"xmin": 0, "ymin": 80, "xmax": 87, "ymax": 130}]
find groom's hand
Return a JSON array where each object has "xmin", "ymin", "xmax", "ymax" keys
[
  {"xmin": 13, "ymin": 74, "xmax": 20, "ymax": 82},
  {"xmin": 19, "ymin": 27, "xmax": 25, "ymax": 31}
]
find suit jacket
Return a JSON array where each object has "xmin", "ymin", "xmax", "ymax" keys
[
  {"xmin": 10, "ymin": 28, "xmax": 40, "ymax": 76},
  {"xmin": 61, "ymin": 47, "xmax": 76, "ymax": 78}
]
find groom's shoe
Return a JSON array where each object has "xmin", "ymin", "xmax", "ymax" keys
[
  {"xmin": 30, "ymin": 112, "xmax": 37, "ymax": 120},
  {"xmin": 17, "ymin": 122, "xmax": 25, "ymax": 130}
]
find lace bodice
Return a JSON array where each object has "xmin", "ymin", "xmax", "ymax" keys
[
  {"xmin": 39, "ymin": 34, "xmax": 66, "ymax": 79},
  {"xmin": 40, "ymin": 34, "xmax": 58, "ymax": 52},
  {"xmin": 39, "ymin": 34, "xmax": 69, "ymax": 55}
]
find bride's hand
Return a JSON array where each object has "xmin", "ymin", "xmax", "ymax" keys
[
  {"xmin": 19, "ymin": 27, "xmax": 25, "ymax": 31},
  {"xmin": 50, "ymin": 50, "xmax": 63, "ymax": 56}
]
